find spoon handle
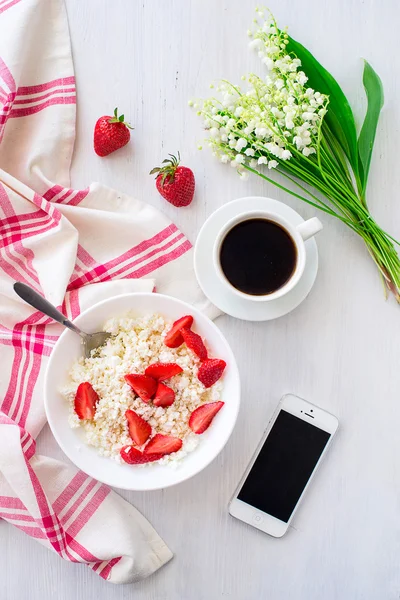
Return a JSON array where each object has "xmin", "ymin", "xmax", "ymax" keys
[{"xmin": 13, "ymin": 282, "xmax": 86, "ymax": 339}]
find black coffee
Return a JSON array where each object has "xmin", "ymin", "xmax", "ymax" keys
[{"xmin": 219, "ymin": 218, "xmax": 297, "ymax": 296}]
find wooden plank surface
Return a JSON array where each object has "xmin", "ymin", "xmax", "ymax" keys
[{"xmin": 2, "ymin": 0, "xmax": 400, "ymax": 598}]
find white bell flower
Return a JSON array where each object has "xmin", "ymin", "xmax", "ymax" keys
[
  {"xmin": 236, "ymin": 138, "xmax": 248, "ymax": 151},
  {"xmin": 194, "ymin": 7, "xmax": 328, "ymax": 182}
]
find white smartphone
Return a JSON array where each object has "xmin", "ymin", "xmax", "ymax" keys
[{"xmin": 229, "ymin": 394, "xmax": 338, "ymax": 537}]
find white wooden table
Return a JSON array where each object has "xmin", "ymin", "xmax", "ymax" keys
[{"xmin": 3, "ymin": 1, "xmax": 400, "ymax": 598}]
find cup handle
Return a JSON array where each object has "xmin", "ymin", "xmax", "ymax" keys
[{"xmin": 296, "ymin": 217, "xmax": 323, "ymax": 241}]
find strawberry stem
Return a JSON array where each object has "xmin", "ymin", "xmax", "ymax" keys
[
  {"xmin": 150, "ymin": 152, "xmax": 181, "ymax": 185},
  {"xmin": 108, "ymin": 107, "xmax": 134, "ymax": 129}
]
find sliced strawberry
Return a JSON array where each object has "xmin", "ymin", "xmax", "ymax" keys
[
  {"xmin": 125, "ymin": 409, "xmax": 151, "ymax": 445},
  {"xmin": 143, "ymin": 433, "xmax": 183, "ymax": 456},
  {"xmin": 181, "ymin": 327, "xmax": 208, "ymax": 360},
  {"xmin": 120, "ymin": 445, "xmax": 148, "ymax": 464},
  {"xmin": 189, "ymin": 401, "xmax": 224, "ymax": 434},
  {"xmin": 120, "ymin": 445, "xmax": 163, "ymax": 465},
  {"xmin": 153, "ymin": 382, "xmax": 175, "ymax": 407},
  {"xmin": 197, "ymin": 358, "xmax": 226, "ymax": 388},
  {"xmin": 164, "ymin": 315, "xmax": 194, "ymax": 348},
  {"xmin": 124, "ymin": 374, "xmax": 157, "ymax": 402},
  {"xmin": 144, "ymin": 362, "xmax": 183, "ymax": 381},
  {"xmin": 74, "ymin": 382, "xmax": 99, "ymax": 420}
]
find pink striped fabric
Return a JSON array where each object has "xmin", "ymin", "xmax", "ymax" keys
[
  {"xmin": 0, "ymin": 0, "xmax": 214, "ymax": 585},
  {"xmin": 0, "ymin": 0, "xmax": 23, "ymax": 15},
  {"xmin": 0, "ymin": 75, "xmax": 76, "ymax": 125},
  {"xmin": 16, "ymin": 76, "xmax": 75, "ymax": 95}
]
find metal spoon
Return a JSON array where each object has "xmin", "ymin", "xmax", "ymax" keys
[{"xmin": 14, "ymin": 282, "xmax": 111, "ymax": 358}]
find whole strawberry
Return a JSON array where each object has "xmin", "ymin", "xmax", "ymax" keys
[
  {"xmin": 94, "ymin": 108, "xmax": 133, "ymax": 156},
  {"xmin": 150, "ymin": 152, "xmax": 195, "ymax": 207}
]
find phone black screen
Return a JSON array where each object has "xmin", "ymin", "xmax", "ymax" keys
[{"xmin": 238, "ymin": 410, "xmax": 331, "ymax": 522}]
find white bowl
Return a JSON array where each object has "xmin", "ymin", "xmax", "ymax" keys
[{"xmin": 44, "ymin": 293, "xmax": 240, "ymax": 491}]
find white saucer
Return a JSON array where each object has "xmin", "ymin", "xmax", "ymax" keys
[{"xmin": 194, "ymin": 196, "xmax": 319, "ymax": 322}]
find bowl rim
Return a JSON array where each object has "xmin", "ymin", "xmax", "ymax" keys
[{"xmin": 44, "ymin": 292, "xmax": 241, "ymax": 490}]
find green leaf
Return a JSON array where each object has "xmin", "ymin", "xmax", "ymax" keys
[
  {"xmin": 357, "ymin": 60, "xmax": 384, "ymax": 196},
  {"xmin": 285, "ymin": 34, "xmax": 361, "ymax": 185},
  {"xmin": 119, "ymin": 114, "xmax": 125, "ymax": 122}
]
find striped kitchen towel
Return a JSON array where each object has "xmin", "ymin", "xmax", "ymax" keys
[{"xmin": 0, "ymin": 0, "xmax": 214, "ymax": 584}]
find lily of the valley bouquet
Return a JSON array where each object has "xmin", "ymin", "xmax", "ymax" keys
[{"xmin": 193, "ymin": 8, "xmax": 400, "ymax": 301}]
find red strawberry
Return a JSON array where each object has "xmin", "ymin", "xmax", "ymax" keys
[
  {"xmin": 189, "ymin": 401, "xmax": 225, "ymax": 434},
  {"xmin": 94, "ymin": 108, "xmax": 133, "ymax": 157},
  {"xmin": 144, "ymin": 362, "xmax": 183, "ymax": 381},
  {"xmin": 153, "ymin": 382, "xmax": 175, "ymax": 407},
  {"xmin": 150, "ymin": 153, "xmax": 195, "ymax": 207},
  {"xmin": 120, "ymin": 445, "xmax": 163, "ymax": 465},
  {"xmin": 143, "ymin": 434, "xmax": 183, "ymax": 456},
  {"xmin": 164, "ymin": 315, "xmax": 194, "ymax": 348},
  {"xmin": 197, "ymin": 358, "xmax": 226, "ymax": 388},
  {"xmin": 124, "ymin": 374, "xmax": 157, "ymax": 402},
  {"xmin": 125, "ymin": 409, "xmax": 151, "ymax": 446},
  {"xmin": 181, "ymin": 327, "xmax": 208, "ymax": 360},
  {"xmin": 74, "ymin": 382, "xmax": 99, "ymax": 420}
]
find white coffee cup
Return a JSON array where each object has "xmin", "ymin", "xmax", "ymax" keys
[{"xmin": 213, "ymin": 210, "xmax": 323, "ymax": 302}]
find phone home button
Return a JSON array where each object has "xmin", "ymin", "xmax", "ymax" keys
[{"xmin": 253, "ymin": 514, "xmax": 263, "ymax": 524}]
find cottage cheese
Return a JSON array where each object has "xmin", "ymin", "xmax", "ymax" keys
[{"xmin": 61, "ymin": 313, "xmax": 222, "ymax": 466}]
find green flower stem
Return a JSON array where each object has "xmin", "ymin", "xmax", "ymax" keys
[
  {"xmin": 275, "ymin": 168, "xmax": 359, "ymax": 231},
  {"xmin": 324, "ymin": 123, "xmax": 365, "ymax": 203},
  {"xmin": 276, "ymin": 163, "xmax": 344, "ymax": 216},
  {"xmin": 312, "ymin": 155, "xmax": 362, "ymax": 209},
  {"xmin": 322, "ymin": 127, "xmax": 353, "ymax": 186},
  {"xmin": 277, "ymin": 156, "xmax": 358, "ymax": 222},
  {"xmin": 243, "ymin": 164, "xmax": 336, "ymax": 216},
  {"xmin": 319, "ymin": 143, "xmax": 354, "ymax": 195},
  {"xmin": 244, "ymin": 164, "xmax": 353, "ymax": 224},
  {"xmin": 284, "ymin": 143, "xmax": 366, "ymax": 214},
  {"xmin": 384, "ymin": 232, "xmax": 400, "ymax": 247}
]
